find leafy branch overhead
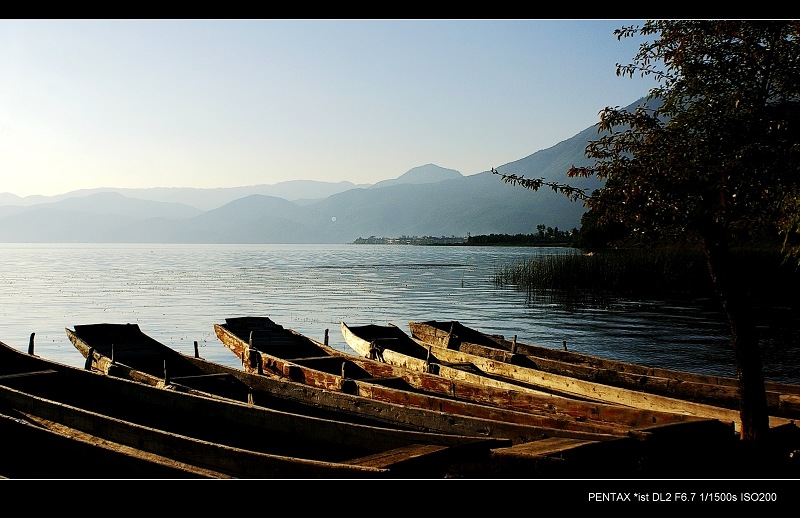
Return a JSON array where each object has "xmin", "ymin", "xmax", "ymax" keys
[{"xmin": 490, "ymin": 168, "xmax": 592, "ymax": 203}]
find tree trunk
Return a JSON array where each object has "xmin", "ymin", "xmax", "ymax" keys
[{"xmin": 702, "ymin": 234, "xmax": 770, "ymax": 442}]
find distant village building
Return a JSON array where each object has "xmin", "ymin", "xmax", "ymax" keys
[{"xmin": 353, "ymin": 235, "xmax": 468, "ymax": 245}]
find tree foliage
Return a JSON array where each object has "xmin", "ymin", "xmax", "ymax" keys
[
  {"xmin": 570, "ymin": 21, "xmax": 800, "ymax": 254},
  {"xmin": 497, "ymin": 20, "xmax": 800, "ymax": 443}
]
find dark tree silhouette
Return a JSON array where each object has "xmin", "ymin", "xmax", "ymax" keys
[{"xmin": 496, "ymin": 20, "xmax": 800, "ymax": 443}]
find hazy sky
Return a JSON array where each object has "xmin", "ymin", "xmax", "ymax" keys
[{"xmin": 0, "ymin": 19, "xmax": 657, "ymax": 197}]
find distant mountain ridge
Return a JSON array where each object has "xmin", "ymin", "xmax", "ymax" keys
[
  {"xmin": 369, "ymin": 164, "xmax": 463, "ymax": 189},
  {"xmin": 0, "ymin": 180, "xmax": 370, "ymax": 211},
  {"xmin": 0, "ymin": 97, "xmax": 652, "ymax": 243}
]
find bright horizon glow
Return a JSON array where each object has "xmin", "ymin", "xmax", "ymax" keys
[{"xmin": 0, "ymin": 19, "xmax": 655, "ymax": 197}]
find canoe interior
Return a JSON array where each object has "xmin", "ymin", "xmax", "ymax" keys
[
  {"xmin": 71, "ymin": 323, "xmax": 250, "ymax": 400},
  {"xmin": 220, "ymin": 317, "xmax": 447, "ymax": 397}
]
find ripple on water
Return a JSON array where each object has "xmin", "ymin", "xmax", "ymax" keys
[{"xmin": 0, "ymin": 243, "xmax": 796, "ymax": 383}]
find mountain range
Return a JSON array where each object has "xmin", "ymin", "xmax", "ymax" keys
[{"xmin": 0, "ymin": 98, "xmax": 649, "ymax": 244}]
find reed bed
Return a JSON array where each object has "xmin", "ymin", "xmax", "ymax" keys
[
  {"xmin": 495, "ymin": 248, "xmax": 706, "ymax": 294},
  {"xmin": 493, "ymin": 247, "xmax": 799, "ymax": 307}
]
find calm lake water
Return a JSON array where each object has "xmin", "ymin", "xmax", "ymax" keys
[{"xmin": 1, "ymin": 243, "xmax": 798, "ymax": 383}]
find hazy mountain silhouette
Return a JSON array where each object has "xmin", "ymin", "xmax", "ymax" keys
[
  {"xmin": 0, "ymin": 181, "xmax": 368, "ymax": 211},
  {"xmin": 369, "ymin": 163, "xmax": 463, "ymax": 189},
  {"xmin": 0, "ymin": 97, "xmax": 653, "ymax": 244}
]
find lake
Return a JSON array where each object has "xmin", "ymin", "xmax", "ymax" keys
[{"xmin": 1, "ymin": 242, "xmax": 797, "ymax": 383}]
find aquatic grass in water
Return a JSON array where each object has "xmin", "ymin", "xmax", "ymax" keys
[
  {"xmin": 493, "ymin": 247, "xmax": 799, "ymax": 307},
  {"xmin": 494, "ymin": 248, "xmax": 800, "ymax": 307}
]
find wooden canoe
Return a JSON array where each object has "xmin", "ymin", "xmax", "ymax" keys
[
  {"xmin": 1, "ymin": 338, "xmax": 500, "ymax": 479},
  {"xmin": 67, "ymin": 323, "xmax": 718, "ymax": 479},
  {"xmin": 65, "ymin": 322, "xmax": 575, "ymax": 443},
  {"xmin": 214, "ymin": 317, "xmax": 716, "ymax": 436},
  {"xmin": 408, "ymin": 319, "xmax": 800, "ymax": 419},
  {"xmin": 0, "ymin": 408, "xmax": 229, "ymax": 479},
  {"xmin": 215, "ymin": 317, "xmax": 800, "ymax": 478},
  {"xmin": 342, "ymin": 321, "xmax": 797, "ymax": 434}
]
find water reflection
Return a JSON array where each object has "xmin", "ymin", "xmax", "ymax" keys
[
  {"xmin": 0, "ymin": 243, "xmax": 796, "ymax": 383},
  {"xmin": 523, "ymin": 286, "xmax": 617, "ymax": 311}
]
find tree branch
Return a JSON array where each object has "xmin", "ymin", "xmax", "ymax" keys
[{"xmin": 491, "ymin": 168, "xmax": 592, "ymax": 203}]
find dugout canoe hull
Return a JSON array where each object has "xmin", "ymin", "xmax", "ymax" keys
[
  {"xmin": 0, "ymin": 407, "xmax": 228, "ymax": 479},
  {"xmin": 66, "ymin": 323, "xmax": 559, "ymax": 444},
  {"xmin": 1, "ymin": 337, "xmax": 499, "ymax": 479},
  {"xmin": 215, "ymin": 317, "xmax": 712, "ymax": 438},
  {"xmin": 343, "ymin": 321, "xmax": 796, "ymax": 434},
  {"xmin": 408, "ymin": 319, "xmax": 800, "ymax": 419}
]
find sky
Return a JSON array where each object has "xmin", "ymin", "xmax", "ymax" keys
[{"xmin": 0, "ymin": 19, "xmax": 658, "ymax": 198}]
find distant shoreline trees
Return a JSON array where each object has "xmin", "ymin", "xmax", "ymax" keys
[
  {"xmin": 465, "ymin": 226, "xmax": 578, "ymax": 246},
  {"xmin": 353, "ymin": 226, "xmax": 579, "ymax": 246}
]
